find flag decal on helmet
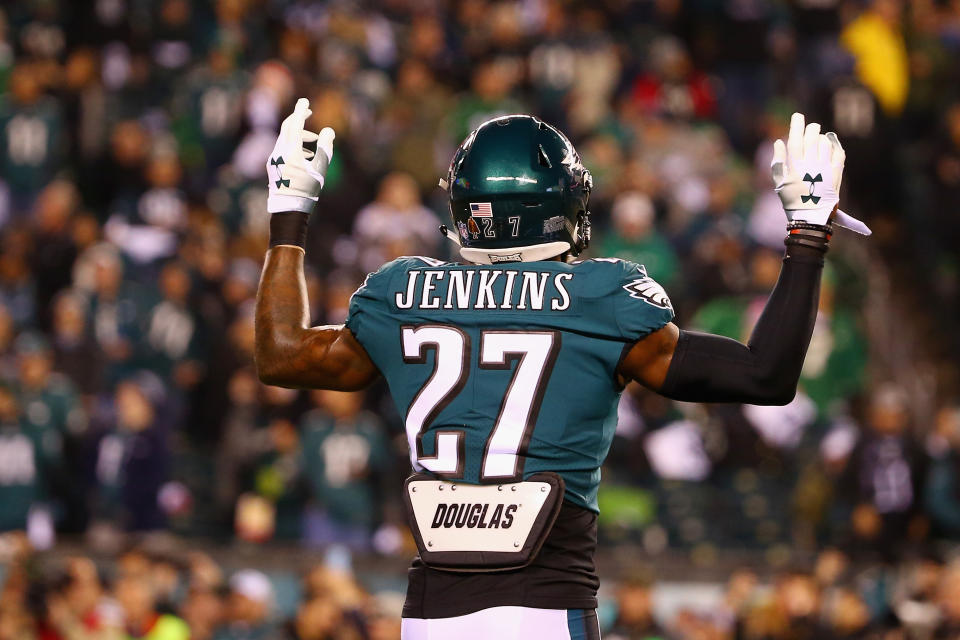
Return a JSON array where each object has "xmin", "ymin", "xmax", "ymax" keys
[{"xmin": 469, "ymin": 203, "xmax": 493, "ymax": 218}]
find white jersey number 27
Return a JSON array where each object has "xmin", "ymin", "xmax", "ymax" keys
[{"xmin": 401, "ymin": 325, "xmax": 559, "ymax": 481}]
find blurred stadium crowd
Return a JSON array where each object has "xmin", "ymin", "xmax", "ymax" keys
[
  {"xmin": 1, "ymin": 0, "xmax": 960, "ymax": 637},
  {"xmin": 4, "ymin": 541, "xmax": 960, "ymax": 639}
]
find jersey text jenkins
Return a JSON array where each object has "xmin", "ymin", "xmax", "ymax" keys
[{"xmin": 394, "ymin": 269, "xmax": 574, "ymax": 312}]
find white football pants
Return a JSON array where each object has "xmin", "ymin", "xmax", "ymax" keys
[{"xmin": 402, "ymin": 606, "xmax": 600, "ymax": 640}]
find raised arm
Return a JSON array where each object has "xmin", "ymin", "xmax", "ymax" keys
[
  {"xmin": 619, "ymin": 236, "xmax": 827, "ymax": 404},
  {"xmin": 618, "ymin": 113, "xmax": 870, "ymax": 405},
  {"xmin": 254, "ymin": 98, "xmax": 379, "ymax": 390},
  {"xmin": 255, "ymin": 246, "xmax": 378, "ymax": 390}
]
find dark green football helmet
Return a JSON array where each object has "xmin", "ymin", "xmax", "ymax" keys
[{"xmin": 440, "ymin": 115, "xmax": 592, "ymax": 264}]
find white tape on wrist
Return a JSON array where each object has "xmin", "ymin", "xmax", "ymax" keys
[{"xmin": 267, "ymin": 193, "xmax": 317, "ymax": 214}]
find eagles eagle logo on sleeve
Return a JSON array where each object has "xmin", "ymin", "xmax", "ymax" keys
[{"xmin": 622, "ymin": 276, "xmax": 673, "ymax": 311}]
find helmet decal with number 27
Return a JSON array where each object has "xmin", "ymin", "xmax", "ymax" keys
[{"xmin": 439, "ymin": 115, "xmax": 592, "ymax": 265}]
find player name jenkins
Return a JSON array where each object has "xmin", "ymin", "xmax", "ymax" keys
[{"xmin": 394, "ymin": 269, "xmax": 574, "ymax": 312}]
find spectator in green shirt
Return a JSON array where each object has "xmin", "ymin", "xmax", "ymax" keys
[
  {"xmin": 13, "ymin": 331, "xmax": 84, "ymax": 436},
  {"xmin": 599, "ymin": 192, "xmax": 680, "ymax": 289},
  {"xmin": 300, "ymin": 389, "xmax": 392, "ymax": 551},
  {"xmin": 0, "ymin": 63, "xmax": 64, "ymax": 214},
  {"xmin": 926, "ymin": 405, "xmax": 960, "ymax": 537},
  {"xmin": 0, "ymin": 381, "xmax": 60, "ymax": 531},
  {"xmin": 446, "ymin": 60, "xmax": 526, "ymax": 142},
  {"xmin": 692, "ymin": 253, "xmax": 866, "ymax": 417}
]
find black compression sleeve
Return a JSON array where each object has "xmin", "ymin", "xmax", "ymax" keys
[{"xmin": 659, "ymin": 236, "xmax": 827, "ymax": 405}]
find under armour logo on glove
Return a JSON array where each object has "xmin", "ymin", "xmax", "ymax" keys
[
  {"xmin": 800, "ymin": 173, "xmax": 822, "ymax": 204},
  {"xmin": 771, "ymin": 112, "xmax": 870, "ymax": 235},
  {"xmin": 265, "ymin": 98, "xmax": 336, "ymax": 214},
  {"xmin": 270, "ymin": 156, "xmax": 290, "ymax": 189}
]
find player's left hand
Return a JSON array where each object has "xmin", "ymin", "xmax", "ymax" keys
[
  {"xmin": 771, "ymin": 112, "xmax": 871, "ymax": 235},
  {"xmin": 266, "ymin": 97, "xmax": 335, "ymax": 214}
]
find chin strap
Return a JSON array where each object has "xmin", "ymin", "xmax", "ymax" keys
[
  {"xmin": 439, "ymin": 224, "xmax": 461, "ymax": 246},
  {"xmin": 573, "ymin": 210, "xmax": 591, "ymax": 255}
]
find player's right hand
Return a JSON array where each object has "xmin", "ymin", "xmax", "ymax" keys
[
  {"xmin": 771, "ymin": 112, "xmax": 870, "ymax": 235},
  {"xmin": 266, "ymin": 98, "xmax": 335, "ymax": 214}
]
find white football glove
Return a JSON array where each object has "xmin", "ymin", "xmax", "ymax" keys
[
  {"xmin": 771, "ymin": 112, "xmax": 871, "ymax": 235},
  {"xmin": 266, "ymin": 98, "xmax": 335, "ymax": 214}
]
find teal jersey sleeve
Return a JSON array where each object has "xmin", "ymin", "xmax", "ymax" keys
[
  {"xmin": 344, "ymin": 272, "xmax": 374, "ymax": 343},
  {"xmin": 608, "ymin": 259, "xmax": 675, "ymax": 341},
  {"xmin": 345, "ymin": 256, "xmax": 432, "ymax": 343},
  {"xmin": 571, "ymin": 258, "xmax": 674, "ymax": 343}
]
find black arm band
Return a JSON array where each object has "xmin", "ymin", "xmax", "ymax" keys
[
  {"xmin": 659, "ymin": 238, "xmax": 827, "ymax": 405},
  {"xmin": 269, "ymin": 211, "xmax": 310, "ymax": 249}
]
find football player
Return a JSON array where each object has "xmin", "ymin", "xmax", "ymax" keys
[{"xmin": 255, "ymin": 99, "xmax": 870, "ymax": 639}]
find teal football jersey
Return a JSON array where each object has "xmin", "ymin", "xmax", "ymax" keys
[{"xmin": 346, "ymin": 256, "xmax": 674, "ymax": 511}]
